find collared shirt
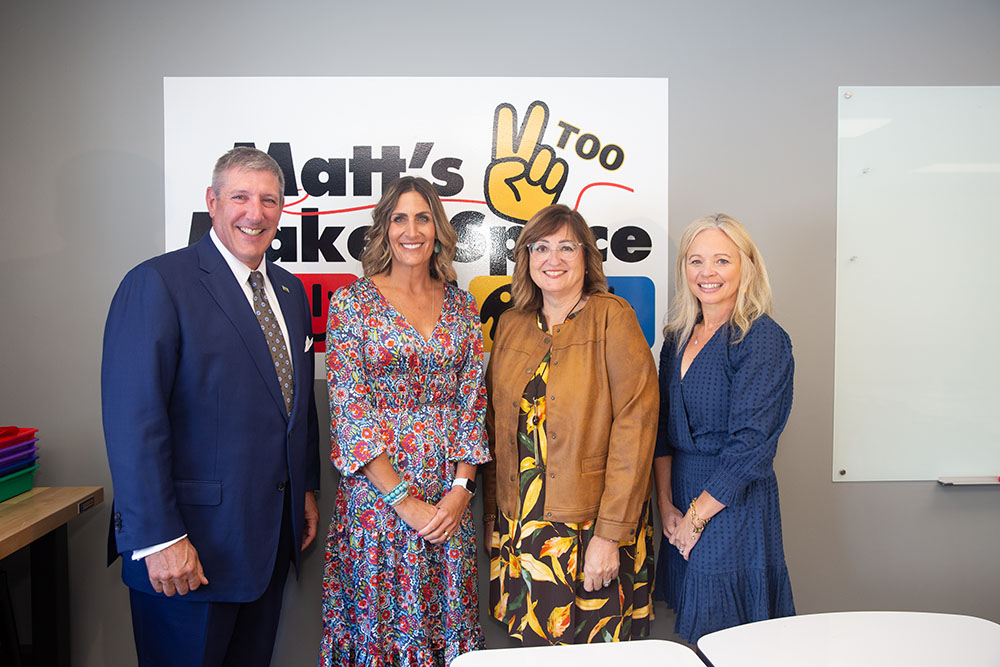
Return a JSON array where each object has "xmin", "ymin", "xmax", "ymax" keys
[
  {"xmin": 132, "ymin": 229, "xmax": 292, "ymax": 561},
  {"xmin": 209, "ymin": 227, "xmax": 291, "ymax": 356}
]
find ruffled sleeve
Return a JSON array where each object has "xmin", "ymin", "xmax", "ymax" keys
[
  {"xmin": 446, "ymin": 288, "xmax": 490, "ymax": 465},
  {"xmin": 326, "ymin": 281, "xmax": 387, "ymax": 475},
  {"xmin": 703, "ymin": 316, "xmax": 794, "ymax": 507}
]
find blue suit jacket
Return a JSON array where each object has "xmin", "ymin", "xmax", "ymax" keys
[{"xmin": 102, "ymin": 234, "xmax": 320, "ymax": 603}]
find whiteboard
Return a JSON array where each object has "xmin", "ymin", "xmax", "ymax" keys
[{"xmin": 833, "ymin": 86, "xmax": 1000, "ymax": 481}]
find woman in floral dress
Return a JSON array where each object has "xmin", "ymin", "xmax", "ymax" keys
[
  {"xmin": 482, "ymin": 205, "xmax": 659, "ymax": 645},
  {"xmin": 320, "ymin": 177, "xmax": 490, "ymax": 666}
]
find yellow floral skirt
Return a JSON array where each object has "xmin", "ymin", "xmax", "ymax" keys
[{"xmin": 488, "ymin": 349, "xmax": 654, "ymax": 645}]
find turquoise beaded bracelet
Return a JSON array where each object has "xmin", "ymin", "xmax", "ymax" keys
[{"xmin": 383, "ymin": 481, "xmax": 409, "ymax": 506}]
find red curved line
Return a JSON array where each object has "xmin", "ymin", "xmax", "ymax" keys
[
  {"xmin": 284, "ymin": 191, "xmax": 309, "ymax": 208},
  {"xmin": 574, "ymin": 182, "xmax": 634, "ymax": 210},
  {"xmin": 280, "ymin": 198, "xmax": 488, "ymax": 217},
  {"xmin": 282, "ymin": 204, "xmax": 378, "ymax": 216}
]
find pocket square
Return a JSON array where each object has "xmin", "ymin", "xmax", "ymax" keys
[{"xmin": 304, "ymin": 336, "xmax": 314, "ymax": 352}]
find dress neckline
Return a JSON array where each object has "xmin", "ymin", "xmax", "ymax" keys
[
  {"xmin": 679, "ymin": 322, "xmax": 726, "ymax": 381},
  {"xmin": 363, "ymin": 276, "xmax": 449, "ymax": 344}
]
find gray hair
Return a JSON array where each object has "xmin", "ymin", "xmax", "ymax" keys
[{"xmin": 211, "ymin": 146, "xmax": 285, "ymax": 196}]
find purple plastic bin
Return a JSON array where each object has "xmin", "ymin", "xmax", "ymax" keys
[{"xmin": 0, "ymin": 441, "xmax": 38, "ymax": 467}]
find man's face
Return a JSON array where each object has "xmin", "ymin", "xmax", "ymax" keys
[{"xmin": 206, "ymin": 168, "xmax": 283, "ymax": 269}]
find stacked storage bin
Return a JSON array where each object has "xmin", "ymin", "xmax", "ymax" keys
[{"xmin": 0, "ymin": 426, "xmax": 39, "ymax": 502}]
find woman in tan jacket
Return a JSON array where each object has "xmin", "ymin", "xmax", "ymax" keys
[{"xmin": 482, "ymin": 204, "xmax": 658, "ymax": 645}]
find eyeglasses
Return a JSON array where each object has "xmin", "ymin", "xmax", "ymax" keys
[{"xmin": 526, "ymin": 242, "xmax": 583, "ymax": 259}]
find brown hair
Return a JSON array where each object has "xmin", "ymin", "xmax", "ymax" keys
[
  {"xmin": 360, "ymin": 177, "xmax": 458, "ymax": 282},
  {"xmin": 510, "ymin": 204, "xmax": 607, "ymax": 312}
]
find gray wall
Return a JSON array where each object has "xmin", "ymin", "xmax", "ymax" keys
[{"xmin": 2, "ymin": 1, "xmax": 998, "ymax": 664}]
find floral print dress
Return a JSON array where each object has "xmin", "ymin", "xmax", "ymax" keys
[
  {"xmin": 321, "ymin": 277, "xmax": 490, "ymax": 667},
  {"xmin": 489, "ymin": 313, "xmax": 654, "ymax": 645}
]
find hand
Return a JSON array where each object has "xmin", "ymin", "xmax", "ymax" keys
[
  {"xmin": 582, "ymin": 537, "xmax": 620, "ymax": 592},
  {"xmin": 144, "ymin": 537, "xmax": 208, "ymax": 596},
  {"xmin": 485, "ymin": 101, "xmax": 569, "ymax": 223},
  {"xmin": 418, "ymin": 487, "xmax": 472, "ymax": 545},
  {"xmin": 301, "ymin": 491, "xmax": 319, "ymax": 550},
  {"xmin": 658, "ymin": 499, "xmax": 684, "ymax": 539},
  {"xmin": 667, "ymin": 512, "xmax": 703, "ymax": 562},
  {"xmin": 393, "ymin": 496, "xmax": 438, "ymax": 535},
  {"xmin": 483, "ymin": 520, "xmax": 495, "ymax": 558}
]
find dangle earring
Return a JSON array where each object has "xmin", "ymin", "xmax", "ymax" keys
[{"xmin": 433, "ymin": 240, "xmax": 441, "ymax": 254}]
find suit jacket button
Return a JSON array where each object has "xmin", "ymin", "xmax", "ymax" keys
[{"xmin": 277, "ymin": 482, "xmax": 287, "ymax": 492}]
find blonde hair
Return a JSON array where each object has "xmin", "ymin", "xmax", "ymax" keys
[
  {"xmin": 665, "ymin": 213, "xmax": 773, "ymax": 352},
  {"xmin": 360, "ymin": 177, "xmax": 458, "ymax": 282},
  {"xmin": 510, "ymin": 204, "xmax": 607, "ymax": 312}
]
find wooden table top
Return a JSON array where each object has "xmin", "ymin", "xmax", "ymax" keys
[{"xmin": 0, "ymin": 486, "xmax": 104, "ymax": 559}]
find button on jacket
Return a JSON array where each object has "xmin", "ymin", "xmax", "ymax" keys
[{"xmin": 482, "ymin": 292, "xmax": 658, "ymax": 542}]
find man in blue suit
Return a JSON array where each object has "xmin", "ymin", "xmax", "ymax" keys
[{"xmin": 102, "ymin": 147, "xmax": 320, "ymax": 666}]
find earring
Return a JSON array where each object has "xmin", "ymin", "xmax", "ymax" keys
[{"xmin": 434, "ymin": 240, "xmax": 441, "ymax": 254}]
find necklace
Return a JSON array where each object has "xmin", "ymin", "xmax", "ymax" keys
[
  {"xmin": 693, "ymin": 320, "xmax": 726, "ymax": 346},
  {"xmin": 543, "ymin": 293, "xmax": 585, "ymax": 331}
]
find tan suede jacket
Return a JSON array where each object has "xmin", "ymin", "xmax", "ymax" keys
[{"xmin": 482, "ymin": 292, "xmax": 658, "ymax": 542}]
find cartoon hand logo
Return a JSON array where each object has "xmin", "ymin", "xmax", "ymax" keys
[{"xmin": 485, "ymin": 100, "xmax": 569, "ymax": 224}]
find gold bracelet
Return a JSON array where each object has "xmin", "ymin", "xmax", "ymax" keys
[
  {"xmin": 482, "ymin": 513, "xmax": 496, "ymax": 524},
  {"xmin": 689, "ymin": 498, "xmax": 710, "ymax": 534}
]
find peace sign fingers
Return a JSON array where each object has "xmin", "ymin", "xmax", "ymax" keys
[{"xmin": 486, "ymin": 100, "xmax": 569, "ymax": 223}]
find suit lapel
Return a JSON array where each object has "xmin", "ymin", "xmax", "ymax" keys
[{"xmin": 196, "ymin": 236, "xmax": 289, "ymax": 420}]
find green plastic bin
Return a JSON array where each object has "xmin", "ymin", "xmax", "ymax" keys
[{"xmin": 0, "ymin": 464, "xmax": 39, "ymax": 503}]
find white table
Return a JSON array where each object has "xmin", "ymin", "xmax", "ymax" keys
[
  {"xmin": 452, "ymin": 639, "xmax": 705, "ymax": 667},
  {"xmin": 697, "ymin": 611, "xmax": 1000, "ymax": 666}
]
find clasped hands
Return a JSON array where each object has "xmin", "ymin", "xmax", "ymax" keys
[
  {"xmin": 395, "ymin": 486, "xmax": 471, "ymax": 545},
  {"xmin": 660, "ymin": 500, "xmax": 701, "ymax": 562}
]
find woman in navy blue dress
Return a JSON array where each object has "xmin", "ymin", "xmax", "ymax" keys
[{"xmin": 653, "ymin": 214, "xmax": 795, "ymax": 643}]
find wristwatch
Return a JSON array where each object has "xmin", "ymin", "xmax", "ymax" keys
[{"xmin": 452, "ymin": 477, "xmax": 477, "ymax": 496}]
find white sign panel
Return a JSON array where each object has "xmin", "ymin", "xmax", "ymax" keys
[{"xmin": 165, "ymin": 77, "xmax": 669, "ymax": 373}]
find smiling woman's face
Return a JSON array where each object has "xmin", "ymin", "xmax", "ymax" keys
[
  {"xmin": 528, "ymin": 224, "xmax": 586, "ymax": 301},
  {"xmin": 387, "ymin": 191, "xmax": 436, "ymax": 271},
  {"xmin": 685, "ymin": 228, "xmax": 742, "ymax": 312}
]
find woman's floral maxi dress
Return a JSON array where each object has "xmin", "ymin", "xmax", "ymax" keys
[{"xmin": 321, "ymin": 277, "xmax": 490, "ymax": 666}]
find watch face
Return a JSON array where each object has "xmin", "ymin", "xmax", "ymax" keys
[{"xmin": 456, "ymin": 478, "xmax": 477, "ymax": 495}]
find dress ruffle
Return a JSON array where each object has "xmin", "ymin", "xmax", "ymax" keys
[
  {"xmin": 319, "ymin": 627, "xmax": 483, "ymax": 667},
  {"xmin": 319, "ymin": 524, "xmax": 484, "ymax": 666},
  {"xmin": 657, "ymin": 540, "xmax": 794, "ymax": 641}
]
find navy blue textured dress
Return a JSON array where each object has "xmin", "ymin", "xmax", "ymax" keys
[{"xmin": 654, "ymin": 315, "xmax": 795, "ymax": 642}]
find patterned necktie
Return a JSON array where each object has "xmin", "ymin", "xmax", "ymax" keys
[{"xmin": 249, "ymin": 271, "xmax": 294, "ymax": 415}]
